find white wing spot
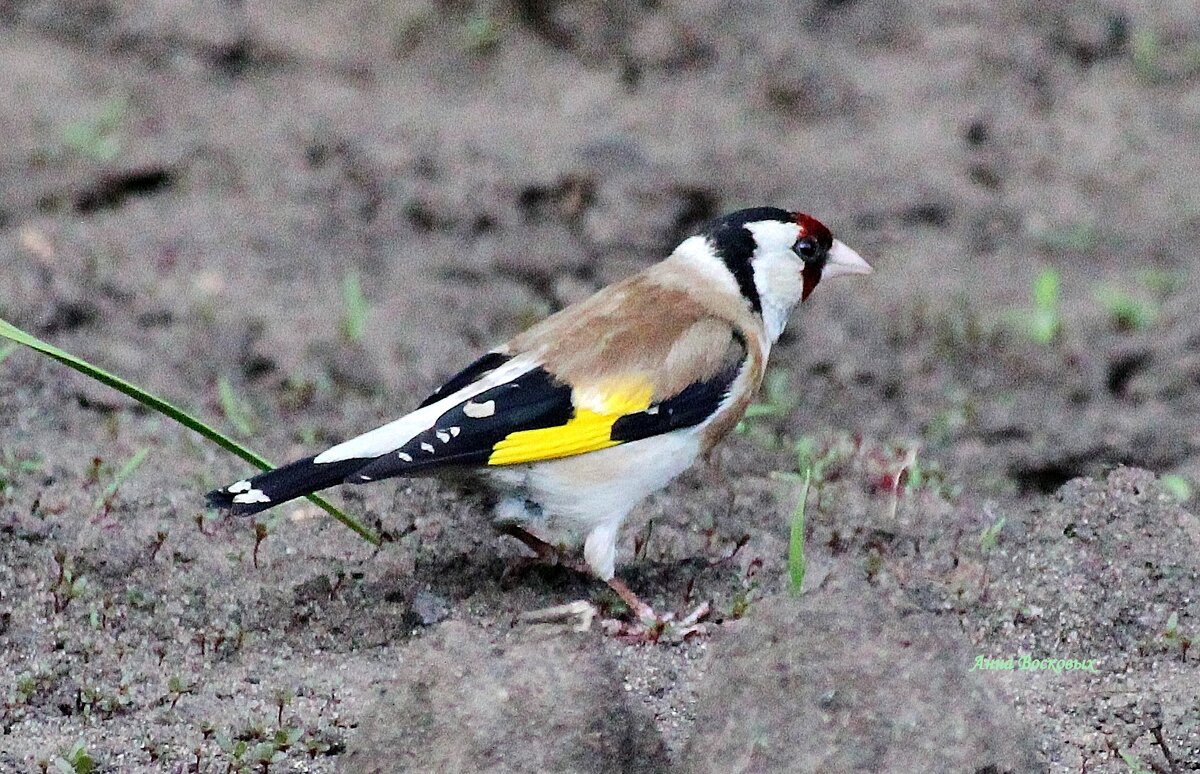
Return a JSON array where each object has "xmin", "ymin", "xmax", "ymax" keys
[
  {"xmin": 436, "ymin": 430, "xmax": 450, "ymax": 443},
  {"xmin": 359, "ymin": 475, "xmax": 372, "ymax": 481},
  {"xmin": 421, "ymin": 442, "xmax": 435, "ymax": 453},
  {"xmin": 449, "ymin": 426, "xmax": 461, "ymax": 437},
  {"xmin": 646, "ymin": 406, "xmax": 659, "ymax": 415},
  {"xmin": 227, "ymin": 479, "xmax": 252, "ymax": 493},
  {"xmin": 397, "ymin": 452, "xmax": 413, "ymax": 462},
  {"xmin": 463, "ymin": 400, "xmax": 496, "ymax": 418},
  {"xmin": 232, "ymin": 489, "xmax": 271, "ymax": 505}
]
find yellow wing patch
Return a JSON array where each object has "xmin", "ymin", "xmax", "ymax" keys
[{"xmin": 487, "ymin": 380, "xmax": 653, "ymax": 466}]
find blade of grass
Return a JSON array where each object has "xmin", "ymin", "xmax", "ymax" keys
[
  {"xmin": 94, "ymin": 447, "xmax": 150, "ymax": 509},
  {"xmin": 788, "ymin": 468, "xmax": 812, "ymax": 594},
  {"xmin": 218, "ymin": 376, "xmax": 255, "ymax": 436},
  {"xmin": 0, "ymin": 315, "xmax": 380, "ymax": 546},
  {"xmin": 339, "ymin": 269, "xmax": 370, "ymax": 343}
]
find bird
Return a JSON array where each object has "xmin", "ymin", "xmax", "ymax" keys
[{"xmin": 207, "ymin": 207, "xmax": 872, "ymax": 633}]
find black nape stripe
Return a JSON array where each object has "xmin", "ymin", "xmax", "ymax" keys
[{"xmin": 699, "ymin": 208, "xmax": 792, "ymax": 315}]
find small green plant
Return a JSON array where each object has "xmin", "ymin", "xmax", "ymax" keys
[
  {"xmin": 93, "ymin": 446, "xmax": 149, "ymax": 510},
  {"xmin": 1026, "ymin": 268, "xmax": 1062, "ymax": 345},
  {"xmin": 1117, "ymin": 748, "xmax": 1153, "ymax": 774},
  {"xmin": 62, "ymin": 98, "xmax": 126, "ymax": 163},
  {"xmin": 1162, "ymin": 611, "xmax": 1192, "ymax": 659},
  {"xmin": 1095, "ymin": 286, "xmax": 1156, "ymax": 332},
  {"xmin": 979, "ymin": 516, "xmax": 1007, "ymax": 552},
  {"xmin": 735, "ymin": 369, "xmax": 796, "ymax": 446},
  {"xmin": 0, "ymin": 315, "xmax": 378, "ymax": 545},
  {"xmin": 0, "ymin": 341, "xmax": 18, "ymax": 365},
  {"xmin": 462, "ymin": 12, "xmax": 502, "ymax": 52},
  {"xmin": 793, "ymin": 433, "xmax": 851, "ymax": 484},
  {"xmin": 0, "ymin": 449, "xmax": 43, "ymax": 493},
  {"xmin": 1035, "ymin": 223, "xmax": 1098, "ymax": 253},
  {"xmin": 1137, "ymin": 268, "xmax": 1185, "ymax": 296},
  {"xmin": 166, "ymin": 675, "xmax": 194, "ymax": 709},
  {"xmin": 1160, "ymin": 474, "xmax": 1192, "ymax": 503},
  {"xmin": 218, "ymin": 377, "xmax": 256, "ymax": 437},
  {"xmin": 1132, "ymin": 26, "xmax": 1164, "ymax": 83},
  {"xmin": 338, "ymin": 269, "xmax": 371, "ymax": 343},
  {"xmin": 274, "ymin": 688, "xmax": 295, "ymax": 726},
  {"xmin": 51, "ymin": 741, "xmax": 95, "ymax": 774},
  {"xmin": 787, "ymin": 469, "xmax": 812, "ymax": 594},
  {"xmin": 51, "ymin": 551, "xmax": 91, "ymax": 613}
]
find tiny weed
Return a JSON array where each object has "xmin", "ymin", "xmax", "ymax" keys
[
  {"xmin": 338, "ymin": 270, "xmax": 371, "ymax": 343},
  {"xmin": 1132, "ymin": 26, "xmax": 1164, "ymax": 83},
  {"xmin": 1117, "ymin": 748, "xmax": 1153, "ymax": 774},
  {"xmin": 462, "ymin": 12, "xmax": 502, "ymax": 52},
  {"xmin": 1035, "ymin": 223, "xmax": 1099, "ymax": 253},
  {"xmin": 51, "ymin": 550, "xmax": 91, "ymax": 614},
  {"xmin": 62, "ymin": 98, "xmax": 126, "ymax": 163},
  {"xmin": 274, "ymin": 688, "xmax": 295, "ymax": 726},
  {"xmin": 787, "ymin": 469, "xmax": 812, "ymax": 594},
  {"xmin": 979, "ymin": 516, "xmax": 1007, "ymax": 552},
  {"xmin": 51, "ymin": 741, "xmax": 95, "ymax": 774},
  {"xmin": 0, "ymin": 341, "xmax": 18, "ymax": 365},
  {"xmin": 0, "ymin": 449, "xmax": 43, "ymax": 493},
  {"xmin": 735, "ymin": 369, "xmax": 796, "ymax": 446},
  {"xmin": 1095, "ymin": 286, "xmax": 1156, "ymax": 332},
  {"xmin": 167, "ymin": 675, "xmax": 193, "ymax": 709},
  {"xmin": 1027, "ymin": 267, "xmax": 1062, "ymax": 345},
  {"xmin": 1137, "ymin": 268, "xmax": 1185, "ymax": 296},
  {"xmin": 1162, "ymin": 611, "xmax": 1192, "ymax": 659},
  {"xmin": 218, "ymin": 377, "xmax": 256, "ymax": 437},
  {"xmin": 1160, "ymin": 474, "xmax": 1192, "ymax": 503},
  {"xmin": 93, "ymin": 446, "xmax": 149, "ymax": 510}
]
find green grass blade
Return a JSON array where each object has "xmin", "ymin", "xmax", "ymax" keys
[
  {"xmin": 217, "ymin": 376, "xmax": 256, "ymax": 436},
  {"xmin": 0, "ymin": 315, "xmax": 380, "ymax": 546},
  {"xmin": 94, "ymin": 447, "xmax": 150, "ymax": 509},
  {"xmin": 788, "ymin": 468, "xmax": 812, "ymax": 594}
]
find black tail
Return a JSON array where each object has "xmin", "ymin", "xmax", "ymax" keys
[{"xmin": 205, "ymin": 455, "xmax": 369, "ymax": 517}]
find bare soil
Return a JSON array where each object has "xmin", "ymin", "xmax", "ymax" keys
[{"xmin": 2, "ymin": 1, "xmax": 1199, "ymax": 771}]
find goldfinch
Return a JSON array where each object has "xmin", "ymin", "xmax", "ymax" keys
[{"xmin": 207, "ymin": 207, "xmax": 871, "ymax": 626}]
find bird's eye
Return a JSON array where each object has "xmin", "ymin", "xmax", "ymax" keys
[{"xmin": 794, "ymin": 236, "xmax": 819, "ymax": 260}]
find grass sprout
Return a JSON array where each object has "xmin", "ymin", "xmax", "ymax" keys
[
  {"xmin": 93, "ymin": 447, "xmax": 150, "ymax": 510},
  {"xmin": 218, "ymin": 377, "xmax": 256, "ymax": 437},
  {"xmin": 339, "ymin": 269, "xmax": 371, "ymax": 343}
]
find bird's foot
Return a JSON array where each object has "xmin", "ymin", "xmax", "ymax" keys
[{"xmin": 602, "ymin": 577, "xmax": 711, "ymax": 643}]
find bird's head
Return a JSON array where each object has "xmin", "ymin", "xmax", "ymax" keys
[{"xmin": 680, "ymin": 207, "xmax": 872, "ymax": 341}]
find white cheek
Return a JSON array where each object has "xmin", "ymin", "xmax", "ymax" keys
[{"xmin": 753, "ymin": 251, "xmax": 804, "ymax": 343}]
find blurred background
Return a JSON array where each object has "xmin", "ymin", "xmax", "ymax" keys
[{"xmin": 2, "ymin": 1, "xmax": 1199, "ymax": 772}]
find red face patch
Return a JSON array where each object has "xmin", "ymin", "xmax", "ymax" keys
[{"xmin": 793, "ymin": 213, "xmax": 834, "ymax": 252}]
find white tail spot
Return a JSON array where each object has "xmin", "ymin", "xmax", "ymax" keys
[
  {"xmin": 421, "ymin": 442, "xmax": 435, "ymax": 453},
  {"xmin": 232, "ymin": 489, "xmax": 270, "ymax": 505},
  {"xmin": 436, "ymin": 430, "xmax": 450, "ymax": 443},
  {"xmin": 449, "ymin": 426, "xmax": 461, "ymax": 437},
  {"xmin": 463, "ymin": 400, "xmax": 495, "ymax": 418},
  {"xmin": 397, "ymin": 452, "xmax": 413, "ymax": 462},
  {"xmin": 227, "ymin": 479, "xmax": 252, "ymax": 493}
]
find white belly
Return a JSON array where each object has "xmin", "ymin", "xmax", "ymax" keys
[{"xmin": 485, "ymin": 429, "xmax": 704, "ymax": 579}]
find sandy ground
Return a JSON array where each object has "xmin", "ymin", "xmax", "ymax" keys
[{"xmin": 2, "ymin": 1, "xmax": 1199, "ymax": 771}]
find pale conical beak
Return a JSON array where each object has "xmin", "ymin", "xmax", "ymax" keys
[{"xmin": 822, "ymin": 239, "xmax": 873, "ymax": 279}]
